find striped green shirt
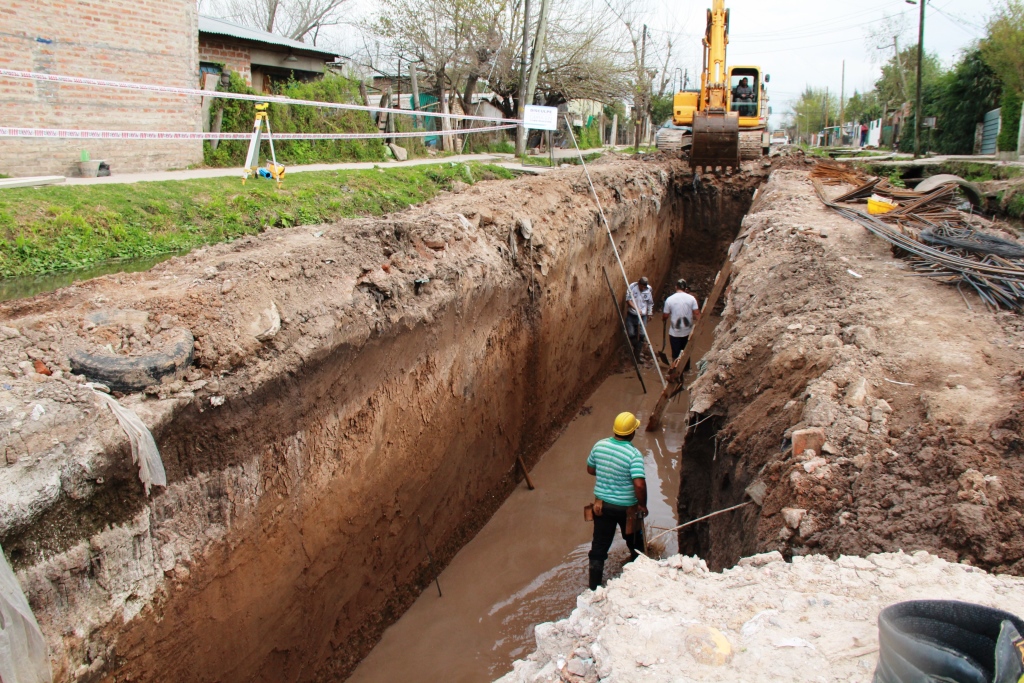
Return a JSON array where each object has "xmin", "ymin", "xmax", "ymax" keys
[{"xmin": 587, "ymin": 437, "xmax": 646, "ymax": 506}]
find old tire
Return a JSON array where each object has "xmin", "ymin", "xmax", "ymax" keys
[{"xmin": 69, "ymin": 327, "xmax": 194, "ymax": 392}]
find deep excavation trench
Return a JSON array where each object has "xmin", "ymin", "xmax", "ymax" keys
[
  {"xmin": 344, "ymin": 174, "xmax": 759, "ymax": 681},
  {"xmin": 6, "ymin": 160, "xmax": 766, "ymax": 683}
]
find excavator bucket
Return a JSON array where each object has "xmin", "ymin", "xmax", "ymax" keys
[{"xmin": 690, "ymin": 111, "xmax": 740, "ymax": 170}]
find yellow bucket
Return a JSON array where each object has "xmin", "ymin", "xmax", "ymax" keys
[{"xmin": 867, "ymin": 196, "xmax": 897, "ymax": 215}]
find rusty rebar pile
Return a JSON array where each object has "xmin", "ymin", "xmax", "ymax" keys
[{"xmin": 811, "ymin": 162, "xmax": 1024, "ymax": 312}]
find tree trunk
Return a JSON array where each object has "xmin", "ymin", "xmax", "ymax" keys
[{"xmin": 359, "ymin": 81, "xmax": 369, "ymax": 107}]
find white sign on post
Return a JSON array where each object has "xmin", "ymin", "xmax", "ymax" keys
[{"xmin": 523, "ymin": 105, "xmax": 559, "ymax": 131}]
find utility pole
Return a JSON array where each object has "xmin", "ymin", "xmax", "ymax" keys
[
  {"xmin": 525, "ymin": 0, "xmax": 551, "ymax": 114},
  {"xmin": 825, "ymin": 86, "xmax": 830, "ymax": 133},
  {"xmin": 912, "ymin": 0, "xmax": 926, "ymax": 159},
  {"xmin": 839, "ymin": 59, "xmax": 845, "ymax": 128},
  {"xmin": 515, "ymin": 0, "xmax": 533, "ymax": 157},
  {"xmin": 635, "ymin": 24, "xmax": 647, "ymax": 153}
]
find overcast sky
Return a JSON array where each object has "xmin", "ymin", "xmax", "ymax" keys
[
  {"xmin": 643, "ymin": 0, "xmax": 999, "ymax": 126},
  {"xmin": 245, "ymin": 0, "xmax": 1002, "ymax": 128}
]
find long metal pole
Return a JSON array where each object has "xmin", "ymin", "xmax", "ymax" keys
[
  {"xmin": 515, "ymin": 0, "xmax": 532, "ymax": 157},
  {"xmin": 564, "ymin": 114, "xmax": 666, "ymax": 388},
  {"xmin": 603, "ymin": 266, "xmax": 647, "ymax": 393},
  {"xmin": 913, "ymin": 0, "xmax": 925, "ymax": 159}
]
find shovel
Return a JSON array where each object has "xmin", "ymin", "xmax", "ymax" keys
[{"xmin": 656, "ymin": 318, "xmax": 670, "ymax": 366}]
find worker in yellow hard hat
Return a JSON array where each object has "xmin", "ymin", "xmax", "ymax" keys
[{"xmin": 585, "ymin": 411, "xmax": 648, "ymax": 590}]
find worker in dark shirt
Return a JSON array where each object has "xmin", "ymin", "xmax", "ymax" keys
[{"xmin": 732, "ymin": 78, "xmax": 754, "ymax": 115}]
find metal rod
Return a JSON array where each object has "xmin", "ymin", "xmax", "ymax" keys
[
  {"xmin": 603, "ymin": 266, "xmax": 647, "ymax": 393},
  {"xmin": 648, "ymin": 501, "xmax": 754, "ymax": 545}
]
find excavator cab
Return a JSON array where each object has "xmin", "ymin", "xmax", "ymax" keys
[{"xmin": 728, "ymin": 67, "xmax": 765, "ymax": 125}]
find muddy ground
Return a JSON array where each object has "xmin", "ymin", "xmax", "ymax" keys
[
  {"xmin": 681, "ymin": 168, "xmax": 1024, "ymax": 574},
  {"xmin": 0, "ymin": 155, "xmax": 769, "ymax": 682}
]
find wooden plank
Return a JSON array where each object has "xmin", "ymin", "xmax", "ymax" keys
[{"xmin": 646, "ymin": 256, "xmax": 734, "ymax": 431}]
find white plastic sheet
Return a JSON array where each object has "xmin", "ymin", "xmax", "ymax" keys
[
  {"xmin": 94, "ymin": 390, "xmax": 167, "ymax": 495},
  {"xmin": 0, "ymin": 545, "xmax": 52, "ymax": 683}
]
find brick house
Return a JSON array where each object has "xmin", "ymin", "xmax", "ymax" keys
[
  {"xmin": 0, "ymin": 4, "xmax": 341, "ymax": 177},
  {"xmin": 198, "ymin": 15, "xmax": 341, "ymax": 95},
  {"xmin": 0, "ymin": 0, "xmax": 202, "ymax": 177}
]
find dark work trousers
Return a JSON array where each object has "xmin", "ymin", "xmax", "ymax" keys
[
  {"xmin": 669, "ymin": 334, "xmax": 690, "ymax": 360},
  {"xmin": 588, "ymin": 503, "xmax": 644, "ymax": 590},
  {"xmin": 625, "ymin": 313, "xmax": 648, "ymax": 358}
]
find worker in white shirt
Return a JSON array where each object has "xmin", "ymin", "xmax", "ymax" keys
[
  {"xmin": 662, "ymin": 279, "xmax": 700, "ymax": 361},
  {"xmin": 625, "ymin": 276, "xmax": 654, "ymax": 359}
]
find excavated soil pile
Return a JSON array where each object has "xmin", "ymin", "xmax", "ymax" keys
[
  {"xmin": 679, "ymin": 169, "xmax": 1024, "ymax": 573},
  {"xmin": 0, "ymin": 157, "xmax": 769, "ymax": 682},
  {"xmin": 496, "ymin": 550, "xmax": 1024, "ymax": 683}
]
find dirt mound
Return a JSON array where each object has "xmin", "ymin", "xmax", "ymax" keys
[{"xmin": 681, "ymin": 169, "xmax": 1024, "ymax": 574}]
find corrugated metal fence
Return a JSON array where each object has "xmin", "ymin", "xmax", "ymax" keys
[{"xmin": 980, "ymin": 108, "xmax": 1001, "ymax": 155}]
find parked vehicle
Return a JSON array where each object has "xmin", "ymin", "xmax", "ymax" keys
[{"xmin": 770, "ymin": 130, "xmax": 789, "ymax": 146}]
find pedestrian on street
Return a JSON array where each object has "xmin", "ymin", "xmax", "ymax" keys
[
  {"xmin": 625, "ymin": 277, "xmax": 654, "ymax": 358},
  {"xmin": 662, "ymin": 279, "xmax": 700, "ymax": 361},
  {"xmin": 586, "ymin": 412, "xmax": 647, "ymax": 590}
]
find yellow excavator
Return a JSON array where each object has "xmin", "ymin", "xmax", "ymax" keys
[{"xmin": 669, "ymin": 0, "xmax": 770, "ymax": 170}]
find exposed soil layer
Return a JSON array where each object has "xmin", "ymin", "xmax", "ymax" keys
[
  {"xmin": 1, "ymin": 157, "xmax": 769, "ymax": 681},
  {"xmin": 496, "ymin": 550, "xmax": 1024, "ymax": 682},
  {"xmin": 679, "ymin": 168, "xmax": 1024, "ymax": 574}
]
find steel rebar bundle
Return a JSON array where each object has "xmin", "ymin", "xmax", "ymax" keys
[{"xmin": 812, "ymin": 179, "xmax": 1024, "ymax": 312}]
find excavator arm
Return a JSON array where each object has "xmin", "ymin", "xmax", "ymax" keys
[{"xmin": 690, "ymin": 0, "xmax": 740, "ymax": 169}]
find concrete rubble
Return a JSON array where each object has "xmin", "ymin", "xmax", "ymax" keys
[{"xmin": 496, "ymin": 551, "xmax": 1024, "ymax": 683}]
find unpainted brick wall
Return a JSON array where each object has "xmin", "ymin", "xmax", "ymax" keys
[
  {"xmin": 0, "ymin": 0, "xmax": 203, "ymax": 177},
  {"xmin": 198, "ymin": 38, "xmax": 252, "ymax": 86}
]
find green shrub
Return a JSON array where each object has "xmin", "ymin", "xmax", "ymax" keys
[
  {"xmin": 998, "ymin": 89, "xmax": 1023, "ymax": 152},
  {"xmin": 203, "ymin": 71, "xmax": 388, "ymax": 167}
]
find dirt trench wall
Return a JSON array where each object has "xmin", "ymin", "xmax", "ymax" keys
[
  {"xmin": 681, "ymin": 168, "xmax": 1024, "ymax": 573},
  {"xmin": 7, "ymin": 160, "xmax": 695, "ymax": 682}
]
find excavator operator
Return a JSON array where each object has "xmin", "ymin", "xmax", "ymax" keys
[{"xmin": 732, "ymin": 77, "xmax": 755, "ymax": 116}]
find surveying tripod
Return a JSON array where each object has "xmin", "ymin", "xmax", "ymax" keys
[{"xmin": 242, "ymin": 103, "xmax": 284, "ymax": 186}]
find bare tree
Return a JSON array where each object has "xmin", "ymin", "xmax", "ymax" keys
[{"xmin": 212, "ymin": 0, "xmax": 352, "ymax": 43}]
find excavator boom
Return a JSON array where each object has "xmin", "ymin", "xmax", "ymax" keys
[{"xmin": 691, "ymin": 0, "xmax": 739, "ymax": 169}]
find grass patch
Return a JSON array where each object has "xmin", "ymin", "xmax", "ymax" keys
[
  {"xmin": 935, "ymin": 162, "xmax": 1023, "ymax": 183},
  {"xmin": 0, "ymin": 162, "xmax": 514, "ymax": 278},
  {"xmin": 998, "ymin": 189, "xmax": 1024, "ymax": 220}
]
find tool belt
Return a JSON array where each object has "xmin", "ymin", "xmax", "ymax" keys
[{"xmin": 584, "ymin": 499, "xmax": 641, "ymax": 534}]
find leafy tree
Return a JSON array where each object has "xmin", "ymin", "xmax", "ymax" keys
[
  {"xmin": 980, "ymin": 0, "xmax": 1024, "ymax": 150},
  {"xmin": 650, "ymin": 94, "xmax": 673, "ymax": 127},
  {"xmin": 874, "ymin": 45, "xmax": 943, "ymax": 110},
  {"xmin": 788, "ymin": 87, "xmax": 839, "ymax": 142},
  {"xmin": 844, "ymin": 90, "xmax": 882, "ymax": 124},
  {"xmin": 980, "ymin": 0, "xmax": 1024, "ymax": 95},
  {"xmin": 928, "ymin": 48, "xmax": 1000, "ymax": 155}
]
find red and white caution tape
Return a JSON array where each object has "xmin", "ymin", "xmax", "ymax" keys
[
  {"xmin": 0, "ymin": 124, "xmax": 516, "ymax": 140},
  {"xmin": 0, "ymin": 69, "xmax": 522, "ymax": 124}
]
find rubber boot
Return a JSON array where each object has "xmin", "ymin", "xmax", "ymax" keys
[{"xmin": 588, "ymin": 560, "xmax": 604, "ymax": 590}]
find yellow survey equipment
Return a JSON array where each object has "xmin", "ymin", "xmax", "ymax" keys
[
  {"xmin": 670, "ymin": 0, "xmax": 770, "ymax": 170},
  {"xmin": 242, "ymin": 103, "xmax": 283, "ymax": 186}
]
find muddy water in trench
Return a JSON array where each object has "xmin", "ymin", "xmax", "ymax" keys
[{"xmin": 348, "ymin": 319, "xmax": 717, "ymax": 683}]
